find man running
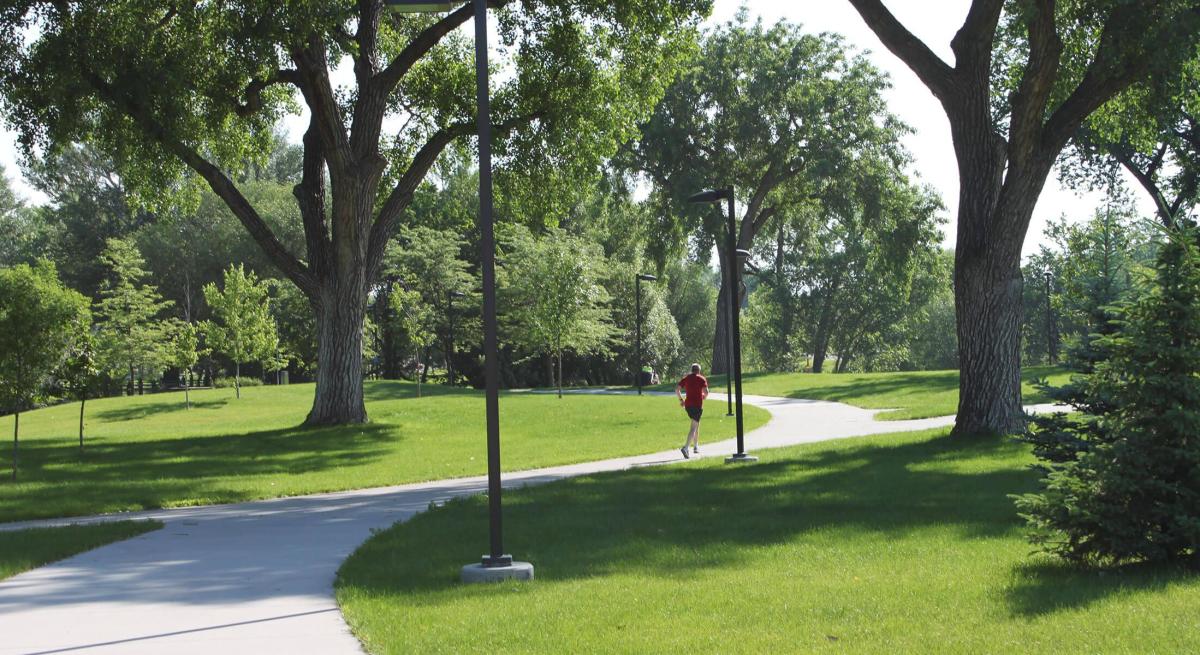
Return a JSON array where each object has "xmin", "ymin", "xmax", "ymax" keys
[{"xmin": 676, "ymin": 363, "xmax": 708, "ymax": 458}]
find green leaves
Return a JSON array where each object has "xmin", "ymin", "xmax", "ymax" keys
[
  {"xmin": 201, "ymin": 264, "xmax": 281, "ymax": 393},
  {"xmin": 0, "ymin": 260, "xmax": 90, "ymax": 413}
]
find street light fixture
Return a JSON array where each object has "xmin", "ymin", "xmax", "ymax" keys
[
  {"xmin": 635, "ymin": 273, "xmax": 658, "ymax": 395},
  {"xmin": 386, "ymin": 0, "xmax": 532, "ymax": 583},
  {"xmin": 686, "ymin": 188, "xmax": 756, "ymax": 464}
]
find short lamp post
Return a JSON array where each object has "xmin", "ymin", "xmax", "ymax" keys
[
  {"xmin": 446, "ymin": 290, "xmax": 465, "ymax": 386},
  {"xmin": 686, "ymin": 188, "xmax": 756, "ymax": 464},
  {"xmin": 1043, "ymin": 270, "xmax": 1056, "ymax": 365},
  {"xmin": 386, "ymin": 0, "xmax": 532, "ymax": 583},
  {"xmin": 635, "ymin": 273, "xmax": 657, "ymax": 395}
]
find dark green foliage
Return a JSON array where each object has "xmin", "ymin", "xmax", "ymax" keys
[{"xmin": 1016, "ymin": 225, "xmax": 1200, "ymax": 566}]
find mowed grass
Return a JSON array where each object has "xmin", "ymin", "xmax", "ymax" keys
[
  {"xmin": 0, "ymin": 521, "xmax": 162, "ymax": 581},
  {"xmin": 336, "ymin": 428, "xmax": 1200, "ymax": 654},
  {"xmin": 0, "ymin": 382, "xmax": 767, "ymax": 523},
  {"xmin": 691, "ymin": 366, "xmax": 1071, "ymax": 420}
]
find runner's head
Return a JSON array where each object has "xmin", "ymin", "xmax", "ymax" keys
[{"xmin": 691, "ymin": 363, "xmax": 700, "ymax": 374}]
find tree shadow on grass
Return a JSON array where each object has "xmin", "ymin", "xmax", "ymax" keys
[
  {"xmin": 92, "ymin": 398, "xmax": 231, "ymax": 421},
  {"xmin": 362, "ymin": 380, "xmax": 478, "ymax": 402},
  {"xmin": 339, "ymin": 432, "xmax": 1045, "ymax": 601},
  {"xmin": 1006, "ymin": 557, "xmax": 1198, "ymax": 618},
  {"xmin": 0, "ymin": 423, "xmax": 399, "ymax": 522}
]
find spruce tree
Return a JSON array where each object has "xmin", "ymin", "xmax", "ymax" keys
[{"xmin": 1016, "ymin": 225, "xmax": 1200, "ymax": 566}]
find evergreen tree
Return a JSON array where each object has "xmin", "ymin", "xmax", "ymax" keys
[
  {"xmin": 94, "ymin": 238, "xmax": 173, "ymax": 395},
  {"xmin": 1016, "ymin": 224, "xmax": 1200, "ymax": 566}
]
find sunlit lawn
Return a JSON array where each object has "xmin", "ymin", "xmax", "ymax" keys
[
  {"xmin": 688, "ymin": 366, "xmax": 1071, "ymax": 420},
  {"xmin": 336, "ymin": 427, "xmax": 1200, "ymax": 654},
  {"xmin": 0, "ymin": 381, "xmax": 768, "ymax": 523},
  {"xmin": 0, "ymin": 521, "xmax": 162, "ymax": 581}
]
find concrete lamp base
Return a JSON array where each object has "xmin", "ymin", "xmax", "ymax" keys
[
  {"xmin": 725, "ymin": 453, "xmax": 759, "ymax": 465},
  {"xmin": 461, "ymin": 561, "xmax": 535, "ymax": 584}
]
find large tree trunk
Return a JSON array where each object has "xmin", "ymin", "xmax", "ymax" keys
[
  {"xmin": 953, "ymin": 243, "xmax": 1027, "ymax": 435},
  {"xmin": 712, "ymin": 281, "xmax": 732, "ymax": 376},
  {"xmin": 306, "ymin": 291, "xmax": 368, "ymax": 425},
  {"xmin": 810, "ymin": 282, "xmax": 840, "ymax": 374}
]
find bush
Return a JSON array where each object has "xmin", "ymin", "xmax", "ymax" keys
[
  {"xmin": 1014, "ymin": 226, "xmax": 1200, "ymax": 567},
  {"xmin": 212, "ymin": 376, "xmax": 264, "ymax": 389}
]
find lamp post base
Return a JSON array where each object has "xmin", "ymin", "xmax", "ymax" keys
[
  {"xmin": 724, "ymin": 453, "xmax": 759, "ymax": 465},
  {"xmin": 461, "ymin": 558, "xmax": 534, "ymax": 584}
]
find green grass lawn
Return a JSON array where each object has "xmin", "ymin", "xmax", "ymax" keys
[
  {"xmin": 1, "ymin": 521, "xmax": 162, "ymax": 581},
  {"xmin": 336, "ymin": 427, "xmax": 1199, "ymax": 654},
  {"xmin": 684, "ymin": 366, "xmax": 1071, "ymax": 420},
  {"xmin": 0, "ymin": 382, "xmax": 767, "ymax": 523}
]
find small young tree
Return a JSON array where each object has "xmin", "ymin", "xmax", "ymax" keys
[
  {"xmin": 503, "ymin": 228, "xmax": 615, "ymax": 397},
  {"xmin": 94, "ymin": 238, "xmax": 173, "ymax": 396},
  {"xmin": 389, "ymin": 285, "xmax": 436, "ymax": 398},
  {"xmin": 58, "ymin": 322, "xmax": 99, "ymax": 451},
  {"xmin": 1015, "ymin": 223, "xmax": 1200, "ymax": 566},
  {"xmin": 168, "ymin": 322, "xmax": 205, "ymax": 409},
  {"xmin": 0, "ymin": 261, "xmax": 89, "ymax": 479},
  {"xmin": 202, "ymin": 265, "xmax": 279, "ymax": 399}
]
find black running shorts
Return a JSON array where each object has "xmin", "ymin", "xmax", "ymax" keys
[{"xmin": 685, "ymin": 406, "xmax": 703, "ymax": 421}]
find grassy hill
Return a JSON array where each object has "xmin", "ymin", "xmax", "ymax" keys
[
  {"xmin": 696, "ymin": 366, "xmax": 1071, "ymax": 420},
  {"xmin": 0, "ymin": 382, "xmax": 768, "ymax": 523},
  {"xmin": 338, "ymin": 426, "xmax": 1200, "ymax": 654}
]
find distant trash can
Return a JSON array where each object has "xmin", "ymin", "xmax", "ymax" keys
[
  {"xmin": 279, "ymin": 370, "xmax": 289, "ymax": 385},
  {"xmin": 637, "ymin": 370, "xmax": 653, "ymax": 386}
]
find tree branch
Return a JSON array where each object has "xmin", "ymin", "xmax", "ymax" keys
[
  {"xmin": 1007, "ymin": 0, "xmax": 1063, "ymax": 167},
  {"xmin": 291, "ymin": 36, "xmax": 352, "ymax": 175},
  {"xmin": 79, "ymin": 70, "xmax": 315, "ymax": 295},
  {"xmin": 235, "ymin": 69, "xmax": 301, "ymax": 118},
  {"xmin": 375, "ymin": 3, "xmax": 476, "ymax": 100},
  {"xmin": 366, "ymin": 111, "xmax": 543, "ymax": 283},
  {"xmin": 949, "ymin": 0, "xmax": 1004, "ymax": 75},
  {"xmin": 845, "ymin": 0, "xmax": 957, "ymax": 102}
]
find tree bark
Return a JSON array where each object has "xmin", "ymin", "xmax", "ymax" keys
[
  {"xmin": 712, "ymin": 280, "xmax": 732, "ymax": 376},
  {"xmin": 78, "ymin": 400, "xmax": 85, "ymax": 451},
  {"xmin": 306, "ymin": 291, "xmax": 368, "ymax": 425},
  {"xmin": 235, "ymin": 361, "xmax": 241, "ymax": 399},
  {"xmin": 810, "ymin": 279, "xmax": 841, "ymax": 374},
  {"xmin": 557, "ymin": 351, "xmax": 563, "ymax": 399}
]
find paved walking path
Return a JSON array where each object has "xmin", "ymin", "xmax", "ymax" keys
[{"xmin": 0, "ymin": 393, "xmax": 1061, "ymax": 655}]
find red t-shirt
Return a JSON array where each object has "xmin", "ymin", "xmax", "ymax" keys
[{"xmin": 678, "ymin": 373, "xmax": 708, "ymax": 408}]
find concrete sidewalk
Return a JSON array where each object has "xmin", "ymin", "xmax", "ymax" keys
[{"xmin": 0, "ymin": 394, "xmax": 1062, "ymax": 654}]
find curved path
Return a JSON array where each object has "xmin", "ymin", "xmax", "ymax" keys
[{"xmin": 0, "ymin": 394, "xmax": 1058, "ymax": 655}]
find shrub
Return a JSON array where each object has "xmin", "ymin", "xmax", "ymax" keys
[{"xmin": 1014, "ymin": 226, "xmax": 1200, "ymax": 567}]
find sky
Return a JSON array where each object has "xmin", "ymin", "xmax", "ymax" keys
[{"xmin": 0, "ymin": 1, "xmax": 1152, "ymax": 258}]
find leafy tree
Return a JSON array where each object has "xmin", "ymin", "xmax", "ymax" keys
[
  {"xmin": 58, "ymin": 323, "xmax": 100, "ymax": 451},
  {"xmin": 389, "ymin": 285, "xmax": 436, "ymax": 397},
  {"xmin": 1015, "ymin": 224, "xmax": 1200, "ymax": 566},
  {"xmin": 1061, "ymin": 57, "xmax": 1200, "ymax": 227},
  {"xmin": 168, "ymin": 322, "xmax": 206, "ymax": 409},
  {"xmin": 0, "ymin": 261, "xmax": 89, "ymax": 480},
  {"xmin": 202, "ymin": 265, "xmax": 279, "ymax": 399},
  {"xmin": 23, "ymin": 145, "xmax": 150, "ymax": 298},
  {"xmin": 94, "ymin": 238, "xmax": 174, "ymax": 396},
  {"xmin": 848, "ymin": 0, "xmax": 1200, "ymax": 435},
  {"xmin": 663, "ymin": 260, "xmax": 718, "ymax": 372},
  {"xmin": 271, "ymin": 281, "xmax": 318, "ymax": 379},
  {"xmin": 902, "ymin": 250, "xmax": 959, "ymax": 371},
  {"xmin": 383, "ymin": 227, "xmax": 478, "ymax": 385},
  {"xmin": 0, "ymin": 164, "xmax": 51, "ymax": 267},
  {"xmin": 502, "ymin": 227, "xmax": 615, "ymax": 397},
  {"xmin": 0, "ymin": 0, "xmax": 708, "ymax": 425},
  {"xmin": 626, "ymin": 12, "xmax": 907, "ymax": 373}
]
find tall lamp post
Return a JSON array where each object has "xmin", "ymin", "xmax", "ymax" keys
[
  {"xmin": 635, "ymin": 273, "xmax": 657, "ymax": 395},
  {"xmin": 685, "ymin": 188, "xmax": 757, "ymax": 464},
  {"xmin": 687, "ymin": 189, "xmax": 734, "ymax": 417},
  {"xmin": 386, "ymin": 0, "xmax": 532, "ymax": 582},
  {"xmin": 446, "ymin": 290, "xmax": 465, "ymax": 386}
]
